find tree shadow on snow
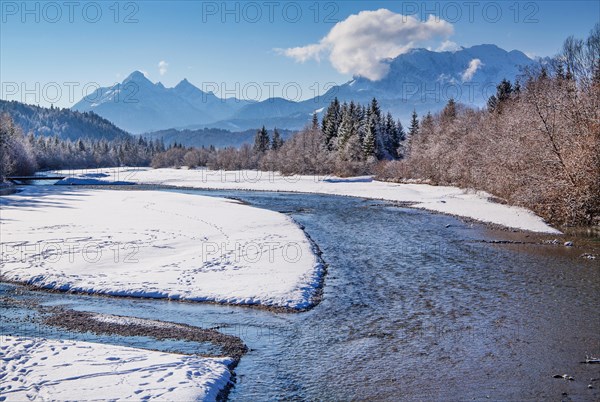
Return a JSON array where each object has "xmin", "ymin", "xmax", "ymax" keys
[{"xmin": 0, "ymin": 186, "xmax": 93, "ymax": 213}]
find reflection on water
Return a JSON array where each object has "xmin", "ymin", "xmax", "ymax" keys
[
  {"xmin": 1, "ymin": 189, "xmax": 599, "ymax": 400},
  {"xmin": 564, "ymin": 225, "xmax": 600, "ymax": 240}
]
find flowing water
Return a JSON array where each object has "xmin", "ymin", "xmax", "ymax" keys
[{"xmin": 1, "ymin": 189, "xmax": 599, "ymax": 400}]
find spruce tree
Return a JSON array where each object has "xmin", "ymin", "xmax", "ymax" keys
[
  {"xmin": 408, "ymin": 110, "xmax": 419, "ymax": 137},
  {"xmin": 496, "ymin": 79, "xmax": 513, "ymax": 102},
  {"xmin": 369, "ymin": 98, "xmax": 382, "ymax": 122},
  {"xmin": 396, "ymin": 120, "xmax": 406, "ymax": 142},
  {"xmin": 253, "ymin": 126, "xmax": 270, "ymax": 153},
  {"xmin": 488, "ymin": 79, "xmax": 513, "ymax": 113},
  {"xmin": 337, "ymin": 104, "xmax": 353, "ymax": 151},
  {"xmin": 384, "ymin": 112, "xmax": 399, "ymax": 159},
  {"xmin": 311, "ymin": 112, "xmax": 319, "ymax": 130},
  {"xmin": 365, "ymin": 98, "xmax": 385, "ymax": 158},
  {"xmin": 322, "ymin": 97, "xmax": 341, "ymax": 150},
  {"xmin": 271, "ymin": 128, "xmax": 283, "ymax": 150},
  {"xmin": 362, "ymin": 119, "xmax": 376, "ymax": 159},
  {"xmin": 356, "ymin": 104, "xmax": 367, "ymax": 142}
]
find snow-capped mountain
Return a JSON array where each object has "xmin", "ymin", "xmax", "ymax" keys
[
  {"xmin": 170, "ymin": 78, "xmax": 250, "ymax": 122},
  {"xmin": 72, "ymin": 45, "xmax": 536, "ymax": 133},
  {"xmin": 319, "ymin": 44, "xmax": 535, "ymax": 120},
  {"xmin": 72, "ymin": 71, "xmax": 252, "ymax": 133}
]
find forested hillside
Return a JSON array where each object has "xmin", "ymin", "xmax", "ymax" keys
[
  {"xmin": 0, "ymin": 100, "xmax": 131, "ymax": 141},
  {"xmin": 144, "ymin": 127, "xmax": 294, "ymax": 149},
  {"xmin": 0, "ymin": 113, "xmax": 165, "ymax": 178}
]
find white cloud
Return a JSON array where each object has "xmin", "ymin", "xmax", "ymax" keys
[
  {"xmin": 158, "ymin": 60, "xmax": 169, "ymax": 76},
  {"xmin": 461, "ymin": 59, "xmax": 483, "ymax": 82},
  {"xmin": 277, "ymin": 9, "xmax": 454, "ymax": 81},
  {"xmin": 436, "ymin": 40, "xmax": 461, "ymax": 52}
]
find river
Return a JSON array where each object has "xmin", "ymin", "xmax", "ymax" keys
[{"xmin": 1, "ymin": 188, "xmax": 599, "ymax": 400}]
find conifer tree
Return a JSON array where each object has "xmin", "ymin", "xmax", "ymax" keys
[
  {"xmin": 311, "ymin": 112, "xmax": 319, "ymax": 130},
  {"xmin": 396, "ymin": 120, "xmax": 406, "ymax": 142},
  {"xmin": 365, "ymin": 98, "xmax": 385, "ymax": 157},
  {"xmin": 369, "ymin": 98, "xmax": 382, "ymax": 122},
  {"xmin": 253, "ymin": 126, "xmax": 270, "ymax": 153},
  {"xmin": 496, "ymin": 79, "xmax": 513, "ymax": 101},
  {"xmin": 322, "ymin": 97, "xmax": 341, "ymax": 150},
  {"xmin": 408, "ymin": 110, "xmax": 419, "ymax": 137},
  {"xmin": 271, "ymin": 128, "xmax": 284, "ymax": 150},
  {"xmin": 487, "ymin": 79, "xmax": 513, "ymax": 113},
  {"xmin": 362, "ymin": 119, "xmax": 376, "ymax": 159},
  {"xmin": 337, "ymin": 104, "xmax": 354, "ymax": 151},
  {"xmin": 384, "ymin": 112, "xmax": 399, "ymax": 159}
]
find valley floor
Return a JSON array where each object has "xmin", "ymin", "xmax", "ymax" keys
[{"xmin": 58, "ymin": 167, "xmax": 561, "ymax": 234}]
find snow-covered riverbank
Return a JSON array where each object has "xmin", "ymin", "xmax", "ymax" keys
[
  {"xmin": 0, "ymin": 336, "xmax": 232, "ymax": 401},
  {"xmin": 0, "ymin": 187, "xmax": 322, "ymax": 309},
  {"xmin": 57, "ymin": 167, "xmax": 560, "ymax": 233}
]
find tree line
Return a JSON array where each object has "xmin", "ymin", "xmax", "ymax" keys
[
  {"xmin": 149, "ymin": 96, "xmax": 411, "ymax": 176},
  {"xmin": 0, "ymin": 114, "xmax": 166, "ymax": 179}
]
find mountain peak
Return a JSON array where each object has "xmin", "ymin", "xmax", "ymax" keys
[
  {"xmin": 124, "ymin": 70, "xmax": 152, "ymax": 84},
  {"xmin": 173, "ymin": 78, "xmax": 210, "ymax": 97},
  {"xmin": 175, "ymin": 78, "xmax": 195, "ymax": 89}
]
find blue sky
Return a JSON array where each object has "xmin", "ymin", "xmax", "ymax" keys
[{"xmin": 1, "ymin": 1, "xmax": 598, "ymax": 107}]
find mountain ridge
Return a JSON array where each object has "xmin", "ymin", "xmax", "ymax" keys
[{"xmin": 72, "ymin": 44, "xmax": 536, "ymax": 133}]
